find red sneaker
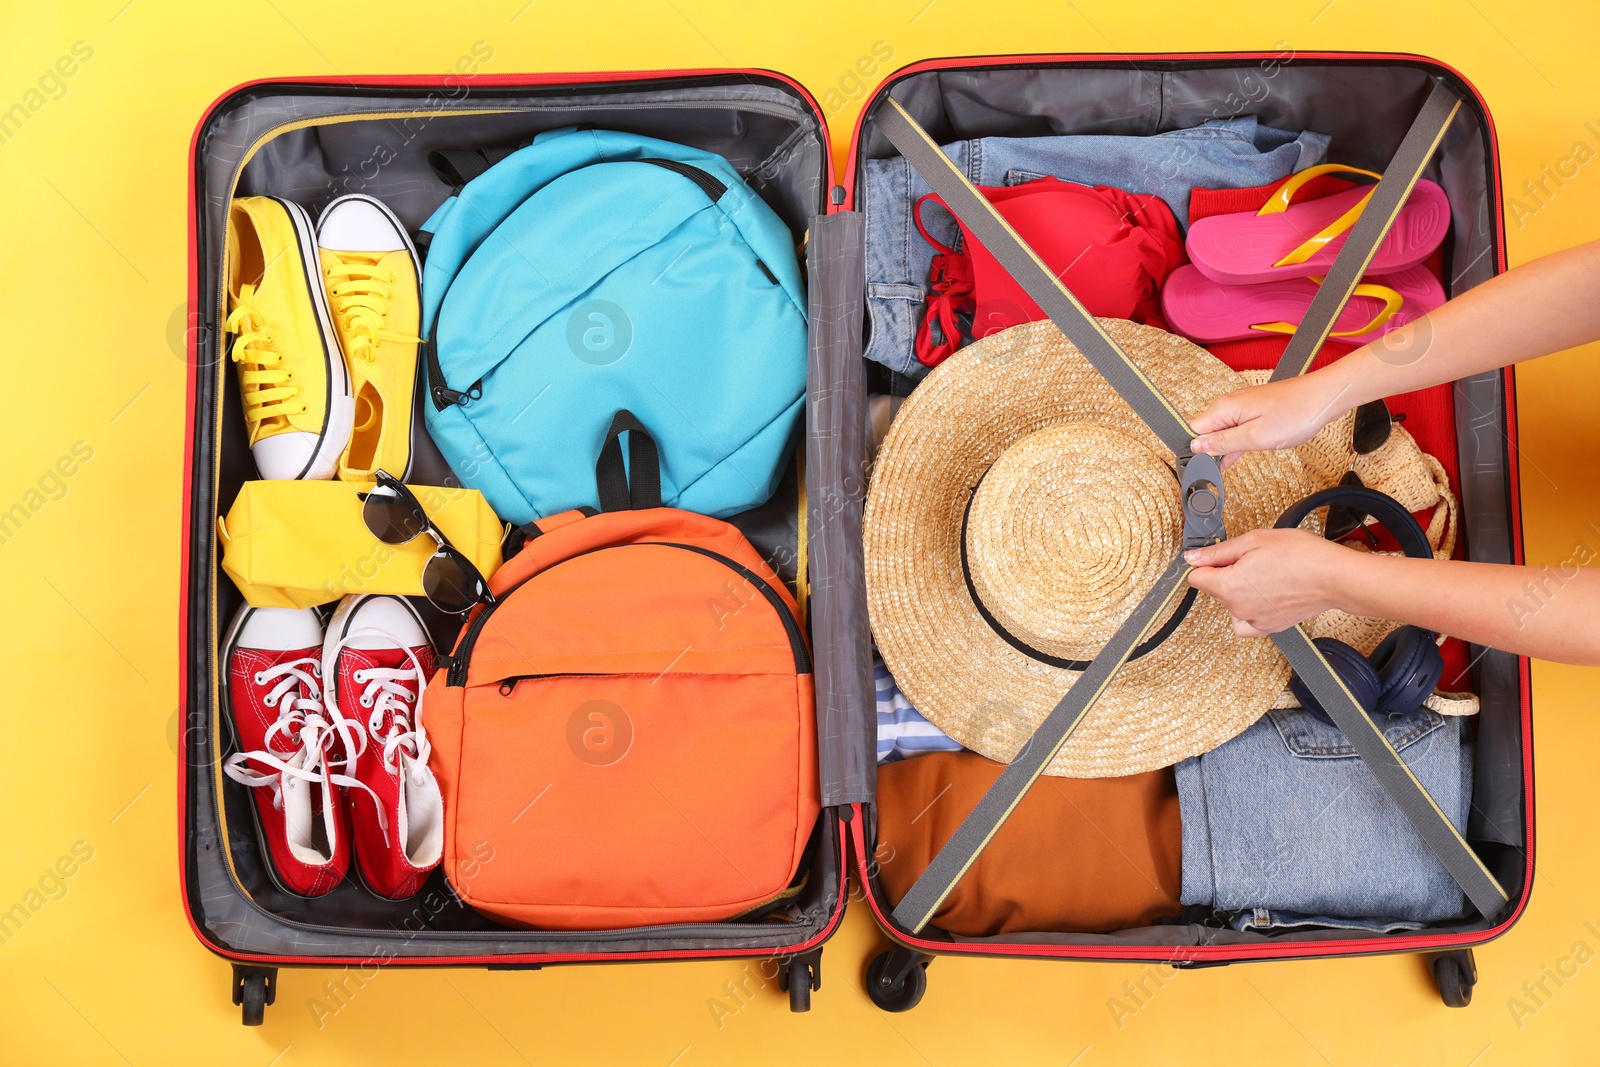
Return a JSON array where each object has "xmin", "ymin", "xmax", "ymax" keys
[
  {"xmin": 322, "ymin": 595, "xmax": 443, "ymax": 899},
  {"xmin": 223, "ymin": 605, "xmax": 354, "ymax": 897}
]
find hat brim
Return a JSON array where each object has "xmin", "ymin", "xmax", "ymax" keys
[{"xmin": 864, "ymin": 320, "xmax": 1316, "ymax": 777}]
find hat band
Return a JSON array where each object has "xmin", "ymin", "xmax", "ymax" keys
[{"xmin": 958, "ymin": 479, "xmax": 1197, "ymax": 672}]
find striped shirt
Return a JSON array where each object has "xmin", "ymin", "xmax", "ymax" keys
[{"xmin": 876, "ymin": 655, "xmax": 964, "ymax": 763}]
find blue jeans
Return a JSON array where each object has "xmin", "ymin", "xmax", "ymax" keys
[
  {"xmin": 862, "ymin": 117, "xmax": 1331, "ymax": 379},
  {"xmin": 1175, "ymin": 706, "xmax": 1473, "ymax": 928}
]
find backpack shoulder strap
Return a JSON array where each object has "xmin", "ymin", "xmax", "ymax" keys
[{"xmin": 427, "ymin": 145, "xmax": 522, "ymax": 193}]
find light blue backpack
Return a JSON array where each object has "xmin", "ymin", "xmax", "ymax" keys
[{"xmin": 418, "ymin": 127, "xmax": 808, "ymax": 524}]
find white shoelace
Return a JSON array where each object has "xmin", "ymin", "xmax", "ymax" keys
[
  {"xmin": 350, "ymin": 662, "xmax": 432, "ymax": 772},
  {"xmin": 323, "ymin": 628, "xmax": 433, "ymax": 844},
  {"xmin": 224, "ymin": 657, "xmax": 372, "ymax": 815}
]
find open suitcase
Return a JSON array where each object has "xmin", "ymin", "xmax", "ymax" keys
[
  {"xmin": 180, "ymin": 69, "xmax": 850, "ymax": 1024},
  {"xmin": 812, "ymin": 53, "xmax": 1530, "ymax": 1011},
  {"xmin": 180, "ymin": 51, "xmax": 1529, "ymax": 1025}
]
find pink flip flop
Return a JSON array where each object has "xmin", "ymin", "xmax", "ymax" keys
[
  {"xmin": 1185, "ymin": 164, "xmax": 1451, "ymax": 285},
  {"xmin": 1161, "ymin": 262, "xmax": 1445, "ymax": 345}
]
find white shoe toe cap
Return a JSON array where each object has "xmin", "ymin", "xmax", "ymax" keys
[
  {"xmin": 318, "ymin": 196, "xmax": 406, "ymax": 254},
  {"xmin": 237, "ymin": 607, "xmax": 325, "ymax": 651},
  {"xmin": 339, "ymin": 595, "xmax": 428, "ymax": 650}
]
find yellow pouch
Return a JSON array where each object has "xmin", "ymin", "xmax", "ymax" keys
[{"xmin": 219, "ymin": 480, "xmax": 504, "ymax": 609}]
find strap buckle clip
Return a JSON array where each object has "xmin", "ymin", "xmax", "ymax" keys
[{"xmin": 1179, "ymin": 452, "xmax": 1227, "ymax": 551}]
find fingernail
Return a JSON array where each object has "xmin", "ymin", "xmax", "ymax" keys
[
  {"xmin": 1184, "ymin": 550, "xmax": 1200, "ymax": 564},
  {"xmin": 1190, "ymin": 437, "xmax": 1206, "ymax": 453}
]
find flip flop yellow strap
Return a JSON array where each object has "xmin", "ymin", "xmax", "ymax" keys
[
  {"xmin": 1259, "ymin": 163, "xmax": 1386, "ymax": 269},
  {"xmin": 1257, "ymin": 162, "xmax": 1384, "ymax": 215},
  {"xmin": 1252, "ymin": 280, "xmax": 1405, "ymax": 337},
  {"xmin": 1272, "ymin": 191, "xmax": 1375, "ymax": 268}
]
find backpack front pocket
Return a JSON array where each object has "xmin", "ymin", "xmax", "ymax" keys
[{"xmin": 452, "ymin": 671, "xmax": 813, "ymax": 927}]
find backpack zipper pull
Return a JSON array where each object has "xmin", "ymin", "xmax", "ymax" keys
[
  {"xmin": 423, "ymin": 334, "xmax": 473, "ymax": 409},
  {"xmin": 432, "ymin": 383, "xmax": 471, "ymax": 408}
]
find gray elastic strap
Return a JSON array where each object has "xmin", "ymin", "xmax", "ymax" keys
[
  {"xmin": 1261, "ymin": 78, "xmax": 1504, "ymax": 920},
  {"xmin": 873, "ymin": 99, "xmax": 1195, "ymax": 456},
  {"xmin": 1271, "ymin": 81, "xmax": 1462, "ymax": 381},
  {"xmin": 889, "ymin": 553, "xmax": 1194, "ymax": 933},
  {"xmin": 1272, "ymin": 626, "xmax": 1508, "ymax": 920}
]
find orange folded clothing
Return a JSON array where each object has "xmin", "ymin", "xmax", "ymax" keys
[{"xmin": 874, "ymin": 751, "xmax": 1183, "ymax": 936}]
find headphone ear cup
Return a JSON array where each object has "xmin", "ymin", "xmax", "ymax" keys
[
  {"xmin": 1371, "ymin": 626, "xmax": 1445, "ymax": 715},
  {"xmin": 1289, "ymin": 637, "xmax": 1381, "ymax": 727}
]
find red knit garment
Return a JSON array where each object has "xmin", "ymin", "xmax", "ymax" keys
[{"xmin": 1189, "ymin": 177, "xmax": 1471, "ymax": 688}]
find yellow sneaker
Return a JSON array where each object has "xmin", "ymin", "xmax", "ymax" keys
[
  {"xmin": 226, "ymin": 197, "xmax": 354, "ymax": 480},
  {"xmin": 316, "ymin": 195, "xmax": 423, "ymax": 482}
]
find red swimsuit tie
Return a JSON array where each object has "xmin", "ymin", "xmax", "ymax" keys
[{"xmin": 913, "ymin": 193, "xmax": 973, "ymax": 368}]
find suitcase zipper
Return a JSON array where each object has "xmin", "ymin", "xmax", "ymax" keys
[{"xmin": 447, "ymin": 540, "xmax": 808, "ymax": 686}]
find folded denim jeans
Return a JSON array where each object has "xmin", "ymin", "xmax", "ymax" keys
[
  {"xmin": 1176, "ymin": 705, "xmax": 1473, "ymax": 925},
  {"xmin": 862, "ymin": 116, "xmax": 1331, "ymax": 378}
]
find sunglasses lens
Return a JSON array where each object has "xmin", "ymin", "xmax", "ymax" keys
[
  {"xmin": 1351, "ymin": 400, "xmax": 1393, "ymax": 455},
  {"xmin": 1324, "ymin": 471, "xmax": 1371, "ymax": 543},
  {"xmin": 423, "ymin": 547, "xmax": 489, "ymax": 614},
  {"xmin": 363, "ymin": 484, "xmax": 428, "ymax": 545},
  {"xmin": 1324, "ymin": 505, "xmax": 1364, "ymax": 543}
]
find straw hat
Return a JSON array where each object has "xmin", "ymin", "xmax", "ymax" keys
[{"xmin": 864, "ymin": 318, "xmax": 1317, "ymax": 778}]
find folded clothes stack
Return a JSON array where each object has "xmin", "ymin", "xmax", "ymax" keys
[
  {"xmin": 875, "ymin": 655, "xmax": 964, "ymax": 764},
  {"xmin": 862, "ymin": 112, "xmax": 1480, "ymax": 939},
  {"xmin": 863, "ymin": 117, "xmax": 1331, "ymax": 379}
]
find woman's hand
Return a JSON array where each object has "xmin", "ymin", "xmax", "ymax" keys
[
  {"xmin": 1189, "ymin": 370, "xmax": 1360, "ymax": 469},
  {"xmin": 1185, "ymin": 528, "xmax": 1361, "ymax": 637}
]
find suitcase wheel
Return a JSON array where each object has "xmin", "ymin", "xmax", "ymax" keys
[
  {"xmin": 866, "ymin": 948, "xmax": 928, "ymax": 1012},
  {"xmin": 1431, "ymin": 949, "xmax": 1477, "ymax": 1008},
  {"xmin": 231, "ymin": 964, "xmax": 278, "ymax": 1026},
  {"xmin": 777, "ymin": 950, "xmax": 822, "ymax": 1013}
]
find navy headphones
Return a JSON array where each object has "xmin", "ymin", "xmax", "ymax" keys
[{"xmin": 1274, "ymin": 486, "xmax": 1444, "ymax": 726}]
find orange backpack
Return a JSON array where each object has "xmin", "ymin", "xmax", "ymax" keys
[{"xmin": 424, "ymin": 415, "xmax": 819, "ymax": 929}]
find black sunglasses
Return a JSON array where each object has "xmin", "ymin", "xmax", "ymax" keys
[
  {"xmin": 1323, "ymin": 470, "xmax": 1381, "ymax": 547},
  {"xmin": 1351, "ymin": 399, "xmax": 1406, "ymax": 455},
  {"xmin": 360, "ymin": 470, "xmax": 495, "ymax": 614},
  {"xmin": 1329, "ymin": 403, "xmax": 1411, "ymax": 547}
]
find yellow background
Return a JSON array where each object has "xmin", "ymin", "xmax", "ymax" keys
[{"xmin": 3, "ymin": 0, "xmax": 1598, "ymax": 1062}]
